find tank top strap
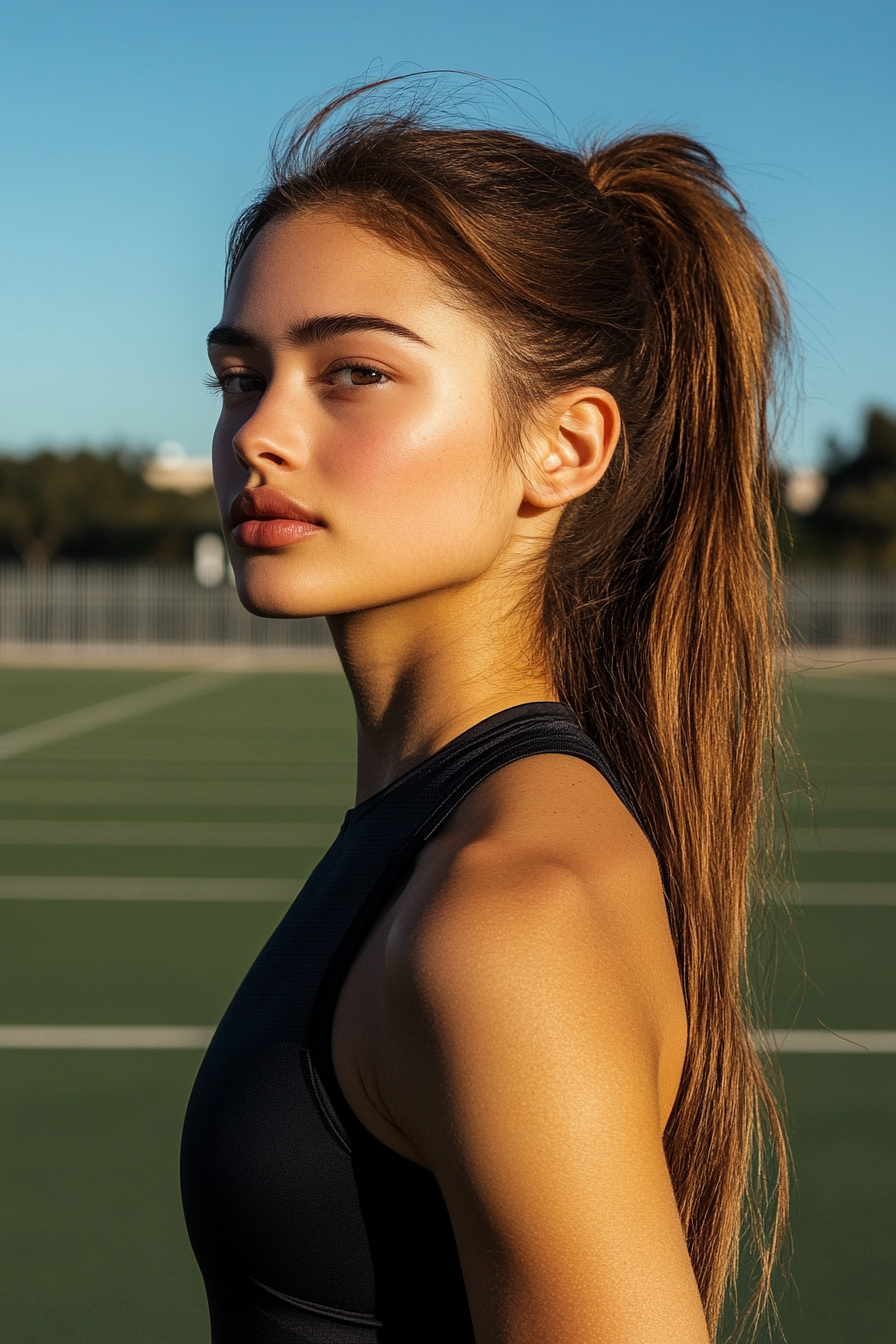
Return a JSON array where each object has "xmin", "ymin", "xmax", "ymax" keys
[{"xmin": 345, "ymin": 701, "xmax": 640, "ymax": 843}]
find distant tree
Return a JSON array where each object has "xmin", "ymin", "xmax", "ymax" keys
[
  {"xmin": 0, "ymin": 447, "xmax": 220, "ymax": 564},
  {"xmin": 782, "ymin": 408, "xmax": 896, "ymax": 567}
]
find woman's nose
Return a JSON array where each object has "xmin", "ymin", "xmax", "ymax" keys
[{"xmin": 231, "ymin": 386, "xmax": 309, "ymax": 475}]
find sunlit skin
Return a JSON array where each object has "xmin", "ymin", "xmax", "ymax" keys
[{"xmin": 208, "ymin": 211, "xmax": 707, "ymax": 1344}]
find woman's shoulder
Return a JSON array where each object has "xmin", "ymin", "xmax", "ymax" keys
[
  {"xmin": 404, "ymin": 750, "xmax": 663, "ymax": 954},
  {"xmin": 333, "ymin": 747, "xmax": 687, "ymax": 1186},
  {"xmin": 351, "ymin": 749, "xmax": 687, "ymax": 1199},
  {"xmin": 383, "ymin": 751, "xmax": 684, "ymax": 1111}
]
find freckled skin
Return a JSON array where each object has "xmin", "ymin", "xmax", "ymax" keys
[{"xmin": 208, "ymin": 210, "xmax": 709, "ymax": 1343}]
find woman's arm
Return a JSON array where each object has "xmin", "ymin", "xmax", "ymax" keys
[{"xmin": 335, "ymin": 754, "xmax": 709, "ymax": 1344}]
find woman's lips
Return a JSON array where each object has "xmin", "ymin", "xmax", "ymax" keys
[
  {"xmin": 230, "ymin": 487, "xmax": 324, "ymax": 550},
  {"xmin": 233, "ymin": 518, "xmax": 323, "ymax": 548}
]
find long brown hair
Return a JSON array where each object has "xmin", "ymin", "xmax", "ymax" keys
[{"xmin": 227, "ymin": 80, "xmax": 791, "ymax": 1338}]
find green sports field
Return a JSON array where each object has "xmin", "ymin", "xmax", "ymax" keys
[{"xmin": 0, "ymin": 666, "xmax": 893, "ymax": 1342}]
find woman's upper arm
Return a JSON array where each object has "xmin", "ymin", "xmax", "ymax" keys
[{"xmin": 379, "ymin": 840, "xmax": 709, "ymax": 1344}]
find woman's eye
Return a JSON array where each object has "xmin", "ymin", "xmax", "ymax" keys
[
  {"xmin": 329, "ymin": 365, "xmax": 389, "ymax": 388},
  {"xmin": 220, "ymin": 372, "xmax": 265, "ymax": 396}
]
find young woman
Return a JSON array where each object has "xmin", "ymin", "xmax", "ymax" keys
[{"xmin": 180, "ymin": 82, "xmax": 789, "ymax": 1344}]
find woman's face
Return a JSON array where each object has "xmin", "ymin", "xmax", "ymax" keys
[{"xmin": 209, "ymin": 210, "xmax": 529, "ymax": 619}]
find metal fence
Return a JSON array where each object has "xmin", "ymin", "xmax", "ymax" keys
[
  {"xmin": 0, "ymin": 564, "xmax": 331, "ymax": 649},
  {"xmin": 785, "ymin": 567, "xmax": 896, "ymax": 648},
  {"xmin": 1, "ymin": 562, "xmax": 895, "ymax": 651}
]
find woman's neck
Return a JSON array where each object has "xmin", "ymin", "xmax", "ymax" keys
[{"xmin": 328, "ymin": 573, "xmax": 555, "ymax": 805}]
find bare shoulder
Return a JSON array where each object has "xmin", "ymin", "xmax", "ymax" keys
[
  {"xmin": 400, "ymin": 752, "xmax": 674, "ymax": 1010},
  {"xmin": 384, "ymin": 752, "xmax": 686, "ymax": 1129},
  {"xmin": 433, "ymin": 750, "xmax": 663, "ymax": 908}
]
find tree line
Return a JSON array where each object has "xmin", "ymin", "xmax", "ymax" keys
[
  {"xmin": 1, "ymin": 407, "xmax": 895, "ymax": 566},
  {"xmin": 782, "ymin": 408, "xmax": 896, "ymax": 566},
  {"xmin": 0, "ymin": 446, "xmax": 219, "ymax": 564}
]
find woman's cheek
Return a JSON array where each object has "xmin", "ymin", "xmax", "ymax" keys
[
  {"xmin": 318, "ymin": 425, "xmax": 443, "ymax": 510},
  {"xmin": 321, "ymin": 397, "xmax": 488, "ymax": 509}
]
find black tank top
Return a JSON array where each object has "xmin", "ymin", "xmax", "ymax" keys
[{"xmin": 180, "ymin": 702, "xmax": 640, "ymax": 1344}]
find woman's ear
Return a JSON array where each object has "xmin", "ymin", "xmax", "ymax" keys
[{"xmin": 522, "ymin": 388, "xmax": 621, "ymax": 511}]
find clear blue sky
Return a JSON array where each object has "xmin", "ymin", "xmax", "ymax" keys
[{"xmin": 1, "ymin": 0, "xmax": 892, "ymax": 465}]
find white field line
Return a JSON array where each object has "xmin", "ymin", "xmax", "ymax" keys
[
  {"xmin": 0, "ymin": 876, "xmax": 300, "ymax": 901},
  {"xmin": 2, "ymin": 1026, "xmax": 893, "ymax": 1051},
  {"xmin": 2, "ymin": 780, "xmax": 895, "ymax": 811},
  {"xmin": 0, "ymin": 819, "xmax": 338, "ymax": 847},
  {"xmin": 0, "ymin": 877, "xmax": 889, "ymax": 905},
  {"xmin": 4, "ymin": 822, "xmax": 891, "ymax": 852},
  {"xmin": 0, "ymin": 1025, "xmax": 215, "ymax": 1049},
  {"xmin": 0, "ymin": 779, "xmax": 353, "ymax": 806},
  {"xmin": 795, "ymin": 883, "xmax": 896, "ymax": 905},
  {"xmin": 0, "ymin": 672, "xmax": 243, "ymax": 761},
  {"xmin": 23, "ymin": 819, "xmax": 891, "ymax": 852},
  {"xmin": 754, "ymin": 1030, "xmax": 896, "ymax": 1054},
  {"xmin": 793, "ymin": 827, "xmax": 896, "ymax": 851}
]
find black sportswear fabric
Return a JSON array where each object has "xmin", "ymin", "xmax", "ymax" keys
[{"xmin": 180, "ymin": 702, "xmax": 641, "ymax": 1343}]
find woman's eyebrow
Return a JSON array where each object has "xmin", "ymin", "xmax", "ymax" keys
[
  {"xmin": 206, "ymin": 315, "xmax": 430, "ymax": 349},
  {"xmin": 288, "ymin": 314, "xmax": 430, "ymax": 347},
  {"xmin": 207, "ymin": 325, "xmax": 259, "ymax": 348}
]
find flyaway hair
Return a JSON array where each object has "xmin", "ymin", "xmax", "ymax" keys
[{"xmin": 227, "ymin": 78, "xmax": 791, "ymax": 1339}]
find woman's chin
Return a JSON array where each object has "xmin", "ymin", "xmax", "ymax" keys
[
  {"xmin": 233, "ymin": 566, "xmax": 332, "ymax": 621},
  {"xmin": 232, "ymin": 552, "xmax": 457, "ymax": 620}
]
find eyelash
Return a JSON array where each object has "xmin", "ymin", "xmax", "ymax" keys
[
  {"xmin": 203, "ymin": 371, "xmax": 264, "ymax": 396},
  {"xmin": 203, "ymin": 362, "xmax": 391, "ymax": 396}
]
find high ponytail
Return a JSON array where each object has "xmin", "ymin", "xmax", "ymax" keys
[{"xmin": 229, "ymin": 87, "xmax": 791, "ymax": 1338}]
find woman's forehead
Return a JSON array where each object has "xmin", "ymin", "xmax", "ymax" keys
[
  {"xmin": 227, "ymin": 213, "xmax": 432, "ymax": 309},
  {"xmin": 221, "ymin": 211, "xmax": 489, "ymax": 353}
]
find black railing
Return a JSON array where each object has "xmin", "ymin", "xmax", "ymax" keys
[
  {"xmin": 1, "ymin": 562, "xmax": 895, "ymax": 650},
  {"xmin": 0, "ymin": 564, "xmax": 331, "ymax": 648}
]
